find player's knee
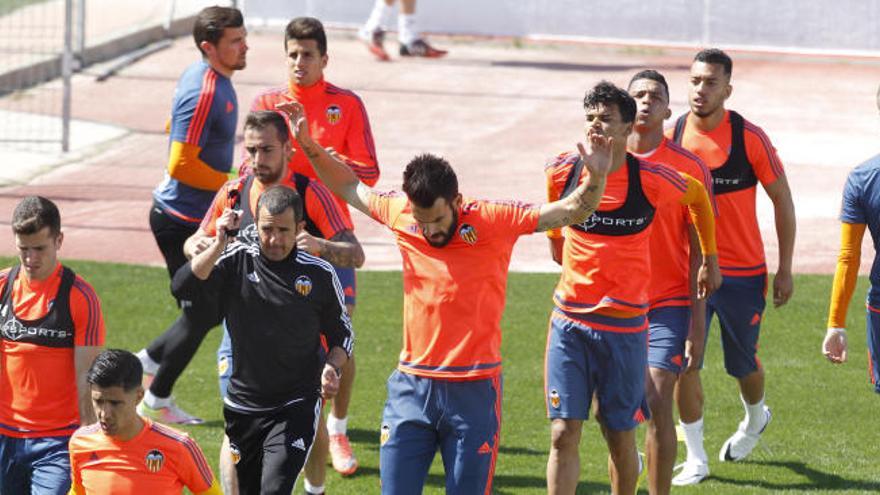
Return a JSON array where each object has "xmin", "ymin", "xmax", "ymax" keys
[{"xmin": 549, "ymin": 419, "xmax": 581, "ymax": 452}]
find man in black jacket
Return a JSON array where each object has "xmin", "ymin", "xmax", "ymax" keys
[{"xmin": 172, "ymin": 185, "xmax": 352, "ymax": 495}]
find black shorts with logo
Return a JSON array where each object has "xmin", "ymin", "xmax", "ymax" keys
[{"xmin": 224, "ymin": 395, "xmax": 321, "ymax": 495}]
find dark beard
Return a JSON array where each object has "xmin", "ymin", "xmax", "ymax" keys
[{"xmin": 425, "ymin": 209, "xmax": 459, "ymax": 248}]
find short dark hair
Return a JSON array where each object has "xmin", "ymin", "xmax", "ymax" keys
[
  {"xmin": 628, "ymin": 69, "xmax": 669, "ymax": 100},
  {"xmin": 87, "ymin": 349, "xmax": 143, "ymax": 392},
  {"xmin": 193, "ymin": 6, "xmax": 244, "ymax": 56},
  {"xmin": 12, "ymin": 196, "xmax": 61, "ymax": 236},
  {"xmin": 244, "ymin": 111, "xmax": 290, "ymax": 144},
  {"xmin": 402, "ymin": 154, "xmax": 459, "ymax": 209},
  {"xmin": 284, "ymin": 17, "xmax": 327, "ymax": 56},
  {"xmin": 694, "ymin": 48, "xmax": 733, "ymax": 77},
  {"xmin": 256, "ymin": 185, "xmax": 303, "ymax": 223},
  {"xmin": 584, "ymin": 81, "xmax": 637, "ymax": 124}
]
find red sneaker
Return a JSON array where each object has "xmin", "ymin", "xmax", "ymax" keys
[
  {"xmin": 399, "ymin": 39, "xmax": 448, "ymax": 58},
  {"xmin": 359, "ymin": 28, "xmax": 390, "ymax": 61}
]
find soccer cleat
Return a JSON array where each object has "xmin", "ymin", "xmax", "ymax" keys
[
  {"xmin": 328, "ymin": 433, "xmax": 358, "ymax": 476},
  {"xmin": 672, "ymin": 460, "xmax": 710, "ymax": 485},
  {"xmin": 719, "ymin": 406, "xmax": 771, "ymax": 462},
  {"xmin": 359, "ymin": 28, "xmax": 390, "ymax": 61},
  {"xmin": 399, "ymin": 39, "xmax": 448, "ymax": 58},
  {"xmin": 137, "ymin": 399, "xmax": 204, "ymax": 425}
]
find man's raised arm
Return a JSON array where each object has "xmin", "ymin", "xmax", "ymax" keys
[
  {"xmin": 536, "ymin": 135, "xmax": 612, "ymax": 232},
  {"xmin": 276, "ymin": 101, "xmax": 372, "ymax": 217}
]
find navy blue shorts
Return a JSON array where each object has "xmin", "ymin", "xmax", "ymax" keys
[
  {"xmin": 866, "ymin": 307, "xmax": 880, "ymax": 394},
  {"xmin": 647, "ymin": 306, "xmax": 690, "ymax": 374},
  {"xmin": 379, "ymin": 370, "xmax": 501, "ymax": 494},
  {"xmin": 544, "ymin": 310, "xmax": 649, "ymax": 432},
  {"xmin": 333, "ymin": 266, "xmax": 356, "ymax": 306},
  {"xmin": 705, "ymin": 274, "xmax": 767, "ymax": 378},
  {"xmin": 0, "ymin": 434, "xmax": 71, "ymax": 494}
]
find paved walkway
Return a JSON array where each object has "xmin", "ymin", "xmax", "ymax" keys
[{"xmin": 1, "ymin": 29, "xmax": 878, "ymax": 273}]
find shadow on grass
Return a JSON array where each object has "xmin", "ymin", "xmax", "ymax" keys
[{"xmin": 713, "ymin": 460, "xmax": 880, "ymax": 491}]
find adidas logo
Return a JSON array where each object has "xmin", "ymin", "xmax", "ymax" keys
[
  {"xmin": 291, "ymin": 438, "xmax": 306, "ymax": 451},
  {"xmin": 477, "ymin": 442, "xmax": 491, "ymax": 455},
  {"xmin": 247, "ymin": 271, "xmax": 260, "ymax": 284}
]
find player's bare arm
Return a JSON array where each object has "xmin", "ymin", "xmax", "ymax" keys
[
  {"xmin": 685, "ymin": 225, "xmax": 707, "ymax": 373},
  {"xmin": 183, "ymin": 228, "xmax": 216, "ymax": 259},
  {"xmin": 75, "ymin": 346, "xmax": 103, "ymax": 424},
  {"xmin": 764, "ymin": 175, "xmax": 796, "ymax": 307},
  {"xmin": 190, "ymin": 209, "xmax": 240, "ymax": 280},
  {"xmin": 276, "ymin": 101, "xmax": 373, "ymax": 216},
  {"xmin": 536, "ymin": 134, "xmax": 613, "ymax": 232},
  {"xmin": 297, "ymin": 230, "xmax": 365, "ymax": 268}
]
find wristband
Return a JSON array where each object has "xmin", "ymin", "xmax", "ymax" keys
[{"xmin": 827, "ymin": 327, "xmax": 846, "ymax": 334}]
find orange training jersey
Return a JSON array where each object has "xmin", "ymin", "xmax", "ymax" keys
[
  {"xmin": 0, "ymin": 264, "xmax": 105, "ymax": 438},
  {"xmin": 247, "ymin": 78, "xmax": 379, "ymax": 216},
  {"xmin": 667, "ymin": 110, "xmax": 784, "ymax": 276},
  {"xmin": 368, "ymin": 192, "xmax": 540, "ymax": 380},
  {"xmin": 68, "ymin": 418, "xmax": 218, "ymax": 495},
  {"xmin": 635, "ymin": 138, "xmax": 714, "ymax": 309},
  {"xmin": 200, "ymin": 171, "xmax": 352, "ymax": 240},
  {"xmin": 546, "ymin": 152, "xmax": 695, "ymax": 321}
]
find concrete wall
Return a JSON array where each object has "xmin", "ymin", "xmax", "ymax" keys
[{"xmin": 244, "ymin": 0, "xmax": 880, "ymax": 54}]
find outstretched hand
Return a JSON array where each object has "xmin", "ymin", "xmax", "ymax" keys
[
  {"xmin": 274, "ymin": 100, "xmax": 310, "ymax": 143},
  {"xmin": 577, "ymin": 132, "xmax": 614, "ymax": 178}
]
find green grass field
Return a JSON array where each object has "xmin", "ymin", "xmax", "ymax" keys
[{"xmin": 20, "ymin": 257, "xmax": 880, "ymax": 494}]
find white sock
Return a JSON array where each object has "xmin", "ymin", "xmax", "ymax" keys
[
  {"xmin": 680, "ymin": 418, "xmax": 708, "ymax": 463},
  {"xmin": 742, "ymin": 395, "xmax": 766, "ymax": 434},
  {"xmin": 326, "ymin": 414, "xmax": 348, "ymax": 435},
  {"xmin": 136, "ymin": 348, "xmax": 159, "ymax": 375},
  {"xmin": 363, "ymin": 0, "xmax": 393, "ymax": 34},
  {"xmin": 303, "ymin": 479, "xmax": 324, "ymax": 494},
  {"xmin": 398, "ymin": 13, "xmax": 419, "ymax": 45},
  {"xmin": 143, "ymin": 390, "xmax": 171, "ymax": 409}
]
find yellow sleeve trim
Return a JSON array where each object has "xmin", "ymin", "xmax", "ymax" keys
[
  {"xmin": 679, "ymin": 173, "xmax": 717, "ymax": 256},
  {"xmin": 827, "ymin": 222, "xmax": 866, "ymax": 328},
  {"xmin": 167, "ymin": 141, "xmax": 229, "ymax": 192},
  {"xmin": 195, "ymin": 479, "xmax": 223, "ymax": 495}
]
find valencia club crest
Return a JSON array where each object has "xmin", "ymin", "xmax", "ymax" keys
[
  {"xmin": 326, "ymin": 104, "xmax": 342, "ymax": 125},
  {"xmin": 458, "ymin": 224, "xmax": 477, "ymax": 245}
]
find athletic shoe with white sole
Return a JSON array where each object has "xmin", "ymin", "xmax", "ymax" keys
[
  {"xmin": 719, "ymin": 405, "xmax": 771, "ymax": 462},
  {"xmin": 672, "ymin": 460, "xmax": 710, "ymax": 485},
  {"xmin": 399, "ymin": 39, "xmax": 448, "ymax": 58},
  {"xmin": 328, "ymin": 433, "xmax": 358, "ymax": 476},
  {"xmin": 137, "ymin": 399, "xmax": 204, "ymax": 425}
]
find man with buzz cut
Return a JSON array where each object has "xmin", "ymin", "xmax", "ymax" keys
[
  {"xmin": 0, "ymin": 196, "xmax": 105, "ymax": 495},
  {"xmin": 626, "ymin": 70, "xmax": 715, "ymax": 493},
  {"xmin": 668, "ymin": 48, "xmax": 796, "ymax": 476},
  {"xmin": 245, "ymin": 16, "xmax": 379, "ymax": 479},
  {"xmin": 68, "ymin": 349, "xmax": 221, "ymax": 494},
  {"xmin": 544, "ymin": 81, "xmax": 719, "ymax": 495},
  {"xmin": 277, "ymin": 95, "xmax": 611, "ymax": 493},
  {"xmin": 822, "ymin": 83, "xmax": 880, "ymax": 393}
]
